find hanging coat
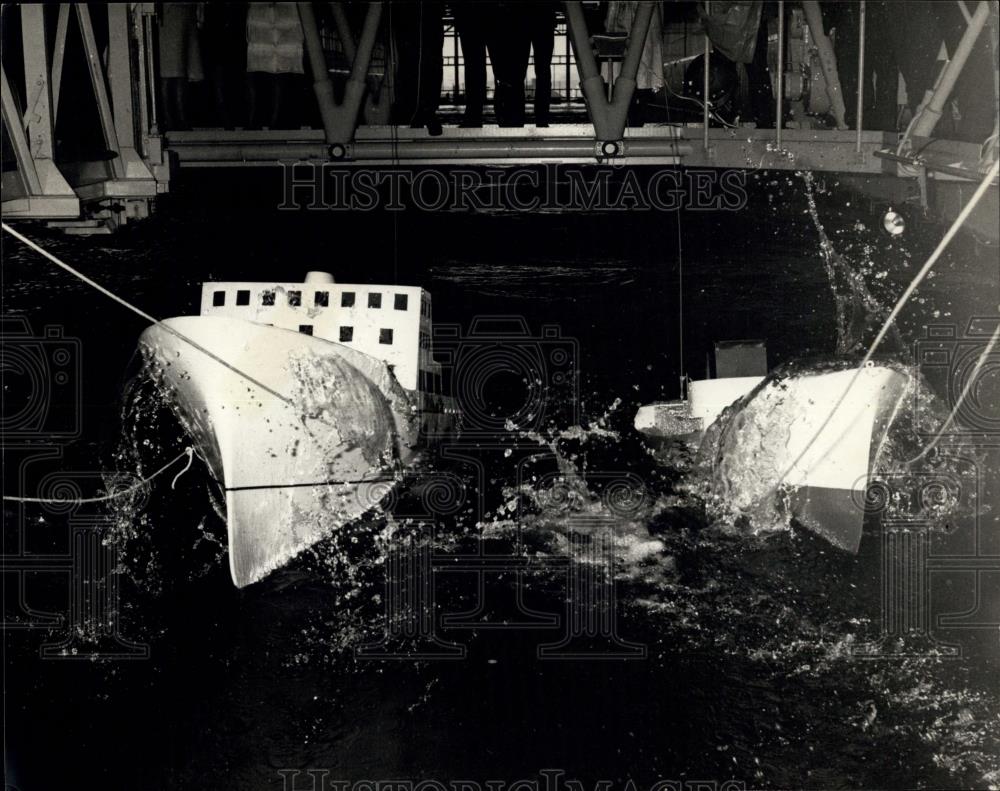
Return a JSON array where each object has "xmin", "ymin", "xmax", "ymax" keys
[
  {"xmin": 246, "ymin": 3, "xmax": 305, "ymax": 75},
  {"xmin": 605, "ymin": 2, "xmax": 664, "ymax": 91}
]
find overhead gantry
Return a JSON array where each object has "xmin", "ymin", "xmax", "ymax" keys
[
  {"xmin": 2, "ymin": 2, "xmax": 996, "ymax": 235},
  {"xmin": 2, "ymin": 4, "xmax": 163, "ymax": 233}
]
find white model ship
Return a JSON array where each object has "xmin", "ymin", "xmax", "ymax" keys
[
  {"xmin": 636, "ymin": 341, "xmax": 910, "ymax": 552},
  {"xmin": 140, "ymin": 271, "xmax": 458, "ymax": 587}
]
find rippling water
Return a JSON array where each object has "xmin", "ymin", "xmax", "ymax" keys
[{"xmin": 4, "ymin": 168, "xmax": 999, "ymax": 790}]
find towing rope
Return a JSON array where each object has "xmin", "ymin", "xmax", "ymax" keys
[
  {"xmin": 777, "ymin": 158, "xmax": 1000, "ymax": 486},
  {"xmin": 1, "ymin": 223, "xmax": 291, "ymax": 404},
  {"xmin": 3, "ymin": 447, "xmax": 195, "ymax": 504}
]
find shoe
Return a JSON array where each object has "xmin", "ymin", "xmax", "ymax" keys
[{"xmin": 425, "ymin": 115, "xmax": 443, "ymax": 136}]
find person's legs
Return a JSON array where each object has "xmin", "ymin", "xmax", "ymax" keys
[
  {"xmin": 529, "ymin": 6, "xmax": 555, "ymax": 126},
  {"xmin": 888, "ymin": 0, "xmax": 943, "ymax": 119},
  {"xmin": 866, "ymin": 2, "xmax": 898, "ymax": 131},
  {"xmin": 831, "ymin": 2, "xmax": 860, "ymax": 127},
  {"xmin": 172, "ymin": 78, "xmax": 190, "ymax": 130},
  {"xmin": 247, "ymin": 72, "xmax": 276, "ymax": 128},
  {"xmin": 390, "ymin": 1, "xmax": 420, "ymax": 124},
  {"xmin": 158, "ymin": 79, "xmax": 175, "ymax": 130},
  {"xmin": 270, "ymin": 74, "xmax": 285, "ymax": 129},
  {"xmin": 209, "ymin": 65, "xmax": 230, "ymax": 127},
  {"xmin": 417, "ymin": 1, "xmax": 444, "ymax": 133},
  {"xmin": 246, "ymin": 71, "xmax": 259, "ymax": 129},
  {"xmin": 484, "ymin": 13, "xmax": 509, "ymax": 123},
  {"xmin": 745, "ymin": 4, "xmax": 775, "ymax": 127},
  {"xmin": 490, "ymin": 6, "xmax": 529, "ymax": 127},
  {"xmin": 454, "ymin": 2, "xmax": 488, "ymax": 125},
  {"xmin": 158, "ymin": 4, "xmax": 189, "ymax": 130}
]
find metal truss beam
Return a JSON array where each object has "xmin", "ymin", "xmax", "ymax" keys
[
  {"xmin": 298, "ymin": 1, "xmax": 384, "ymax": 147},
  {"xmin": 2, "ymin": 3, "xmax": 162, "ymax": 228},
  {"xmin": 563, "ymin": 0, "xmax": 655, "ymax": 143},
  {"xmin": 1, "ymin": 9, "xmax": 79, "ymax": 219}
]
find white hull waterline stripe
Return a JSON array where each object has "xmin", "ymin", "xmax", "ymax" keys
[{"xmin": 225, "ymin": 476, "xmax": 397, "ymax": 492}]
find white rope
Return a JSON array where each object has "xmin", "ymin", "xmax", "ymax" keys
[
  {"xmin": 863, "ymin": 158, "xmax": 999, "ymax": 364},
  {"xmin": 3, "ymin": 447, "xmax": 194, "ymax": 504},
  {"xmin": 1, "ymin": 223, "xmax": 291, "ymax": 404},
  {"xmin": 777, "ymin": 158, "xmax": 1000, "ymax": 487}
]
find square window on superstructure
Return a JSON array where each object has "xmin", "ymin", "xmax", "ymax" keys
[
  {"xmin": 299, "ymin": 324, "xmax": 313, "ymax": 335},
  {"xmin": 288, "ymin": 290, "xmax": 302, "ymax": 306},
  {"xmin": 394, "ymin": 293, "xmax": 408, "ymax": 311},
  {"xmin": 341, "ymin": 291, "xmax": 355, "ymax": 307},
  {"xmin": 262, "ymin": 291, "xmax": 276, "ymax": 306},
  {"xmin": 379, "ymin": 328, "xmax": 393, "ymax": 345},
  {"xmin": 368, "ymin": 293, "xmax": 382, "ymax": 309},
  {"xmin": 314, "ymin": 291, "xmax": 329, "ymax": 307},
  {"xmin": 212, "ymin": 290, "xmax": 226, "ymax": 306},
  {"xmin": 236, "ymin": 290, "xmax": 250, "ymax": 306},
  {"xmin": 339, "ymin": 326, "xmax": 354, "ymax": 342}
]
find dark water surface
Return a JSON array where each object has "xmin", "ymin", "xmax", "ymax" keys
[{"xmin": 4, "ymin": 168, "xmax": 999, "ymax": 790}]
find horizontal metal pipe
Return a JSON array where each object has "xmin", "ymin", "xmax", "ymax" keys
[
  {"xmin": 873, "ymin": 149, "xmax": 1000, "ymax": 181},
  {"xmin": 170, "ymin": 139, "xmax": 692, "ymax": 162},
  {"xmin": 171, "ymin": 144, "xmax": 333, "ymax": 161},
  {"xmin": 350, "ymin": 139, "xmax": 691, "ymax": 159}
]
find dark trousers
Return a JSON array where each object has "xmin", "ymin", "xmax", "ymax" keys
[
  {"xmin": 392, "ymin": 1, "xmax": 444, "ymax": 124},
  {"xmin": 833, "ymin": 2, "xmax": 898, "ymax": 130},
  {"xmin": 831, "ymin": 1, "xmax": 941, "ymax": 131},
  {"xmin": 528, "ymin": 4, "xmax": 556, "ymax": 123},
  {"xmin": 453, "ymin": 2, "xmax": 488, "ymax": 120},
  {"xmin": 744, "ymin": 5, "xmax": 775, "ymax": 127},
  {"xmin": 487, "ymin": 5, "xmax": 530, "ymax": 126}
]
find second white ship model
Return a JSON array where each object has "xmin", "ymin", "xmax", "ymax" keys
[{"xmin": 140, "ymin": 271, "xmax": 458, "ymax": 588}]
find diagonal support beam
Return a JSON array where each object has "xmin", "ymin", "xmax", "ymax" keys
[
  {"xmin": 298, "ymin": 1, "xmax": 383, "ymax": 147},
  {"xmin": 20, "ymin": 4, "xmax": 56, "ymax": 160},
  {"xmin": 2, "ymin": 62, "xmax": 77, "ymax": 217},
  {"xmin": 330, "ymin": 1, "xmax": 392, "ymax": 123},
  {"xmin": 330, "ymin": 2, "xmax": 359, "ymax": 62},
  {"xmin": 106, "ymin": 3, "xmax": 154, "ymax": 180},
  {"xmin": 910, "ymin": 0, "xmax": 991, "ymax": 139},
  {"xmin": 51, "ymin": 4, "xmax": 71, "ymax": 119},
  {"xmin": 2, "ymin": 66, "xmax": 42, "ymax": 194},
  {"xmin": 76, "ymin": 3, "xmax": 125, "ymax": 178},
  {"xmin": 564, "ymin": 0, "xmax": 654, "ymax": 142}
]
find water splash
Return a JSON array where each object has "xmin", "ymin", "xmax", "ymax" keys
[{"xmin": 799, "ymin": 170, "xmax": 903, "ymax": 355}]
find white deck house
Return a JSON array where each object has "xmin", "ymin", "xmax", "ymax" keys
[{"xmin": 198, "ymin": 272, "xmax": 437, "ymax": 393}]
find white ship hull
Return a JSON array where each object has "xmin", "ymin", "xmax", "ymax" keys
[
  {"xmin": 140, "ymin": 316, "xmax": 445, "ymax": 587},
  {"xmin": 637, "ymin": 363, "xmax": 911, "ymax": 551}
]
